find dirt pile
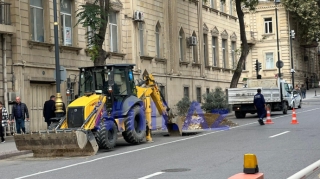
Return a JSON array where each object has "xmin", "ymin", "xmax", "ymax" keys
[{"xmin": 180, "ymin": 113, "xmax": 238, "ymax": 130}]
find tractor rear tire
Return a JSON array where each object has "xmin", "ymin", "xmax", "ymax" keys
[
  {"xmin": 122, "ymin": 105, "xmax": 146, "ymax": 144},
  {"xmin": 96, "ymin": 119, "xmax": 118, "ymax": 150}
]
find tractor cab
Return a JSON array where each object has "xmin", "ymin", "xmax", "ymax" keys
[{"xmin": 78, "ymin": 64, "xmax": 137, "ymax": 115}]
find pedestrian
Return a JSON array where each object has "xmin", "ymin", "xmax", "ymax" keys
[
  {"xmin": 253, "ymin": 88, "xmax": 266, "ymax": 125},
  {"xmin": 11, "ymin": 96, "xmax": 29, "ymax": 134},
  {"xmin": 0, "ymin": 102, "xmax": 9, "ymax": 143},
  {"xmin": 306, "ymin": 77, "xmax": 309, "ymax": 90},
  {"xmin": 43, "ymin": 95, "xmax": 56, "ymax": 128},
  {"xmin": 301, "ymin": 84, "xmax": 306, "ymax": 99}
]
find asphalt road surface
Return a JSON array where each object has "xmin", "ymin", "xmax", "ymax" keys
[{"xmin": 1, "ymin": 99, "xmax": 320, "ymax": 179}]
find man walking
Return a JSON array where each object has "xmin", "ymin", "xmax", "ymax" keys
[
  {"xmin": 12, "ymin": 96, "xmax": 29, "ymax": 134},
  {"xmin": 254, "ymin": 88, "xmax": 266, "ymax": 125},
  {"xmin": 43, "ymin": 95, "xmax": 56, "ymax": 128},
  {"xmin": 0, "ymin": 102, "xmax": 8, "ymax": 143}
]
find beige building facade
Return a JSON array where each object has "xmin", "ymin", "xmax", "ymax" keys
[
  {"xmin": 2, "ymin": 0, "xmax": 241, "ymax": 131},
  {"xmin": 243, "ymin": 1, "xmax": 320, "ymax": 88}
]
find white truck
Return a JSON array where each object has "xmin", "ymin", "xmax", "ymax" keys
[{"xmin": 227, "ymin": 78, "xmax": 298, "ymax": 118}]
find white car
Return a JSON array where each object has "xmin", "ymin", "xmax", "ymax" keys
[{"xmin": 289, "ymin": 89, "xmax": 302, "ymax": 109}]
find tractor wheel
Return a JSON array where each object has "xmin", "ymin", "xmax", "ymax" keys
[
  {"xmin": 122, "ymin": 105, "xmax": 146, "ymax": 144},
  {"xmin": 96, "ymin": 119, "xmax": 118, "ymax": 150}
]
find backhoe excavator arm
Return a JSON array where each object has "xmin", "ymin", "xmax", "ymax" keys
[{"xmin": 136, "ymin": 70, "xmax": 182, "ymax": 137}]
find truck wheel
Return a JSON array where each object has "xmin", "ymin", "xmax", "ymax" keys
[
  {"xmin": 235, "ymin": 111, "xmax": 246, "ymax": 119},
  {"xmin": 96, "ymin": 119, "xmax": 118, "ymax": 150},
  {"xmin": 282, "ymin": 102, "xmax": 288, "ymax": 114},
  {"xmin": 122, "ymin": 105, "xmax": 146, "ymax": 144}
]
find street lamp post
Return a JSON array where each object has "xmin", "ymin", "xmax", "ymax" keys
[
  {"xmin": 275, "ymin": 0, "xmax": 283, "ymax": 101},
  {"xmin": 290, "ymin": 30, "xmax": 295, "ymax": 87},
  {"xmin": 53, "ymin": 0, "xmax": 64, "ymax": 117}
]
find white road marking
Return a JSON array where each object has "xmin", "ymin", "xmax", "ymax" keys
[
  {"xmin": 269, "ymin": 131, "xmax": 290, "ymax": 138},
  {"xmin": 137, "ymin": 172, "xmax": 165, "ymax": 179},
  {"xmin": 15, "ymin": 107, "xmax": 320, "ymax": 179}
]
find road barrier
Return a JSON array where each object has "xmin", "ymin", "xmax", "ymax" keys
[{"xmin": 287, "ymin": 159, "xmax": 320, "ymax": 179}]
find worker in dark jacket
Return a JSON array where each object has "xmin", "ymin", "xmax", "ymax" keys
[
  {"xmin": 43, "ymin": 95, "xmax": 56, "ymax": 128},
  {"xmin": 253, "ymin": 88, "xmax": 266, "ymax": 125},
  {"xmin": 12, "ymin": 96, "xmax": 29, "ymax": 134}
]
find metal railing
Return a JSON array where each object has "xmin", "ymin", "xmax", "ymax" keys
[{"xmin": 0, "ymin": 2, "xmax": 10, "ymax": 25}]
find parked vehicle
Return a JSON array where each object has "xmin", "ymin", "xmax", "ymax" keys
[{"xmin": 227, "ymin": 78, "xmax": 299, "ymax": 119}]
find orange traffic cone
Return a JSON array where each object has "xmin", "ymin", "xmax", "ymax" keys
[
  {"xmin": 291, "ymin": 108, "xmax": 299, "ymax": 124},
  {"xmin": 265, "ymin": 108, "xmax": 274, "ymax": 124}
]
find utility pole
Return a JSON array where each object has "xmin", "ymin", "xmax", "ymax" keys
[{"xmin": 53, "ymin": 0, "xmax": 64, "ymax": 117}]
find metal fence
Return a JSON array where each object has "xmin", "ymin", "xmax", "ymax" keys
[{"xmin": 0, "ymin": 2, "xmax": 11, "ymax": 25}]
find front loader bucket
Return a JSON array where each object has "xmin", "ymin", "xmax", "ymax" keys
[{"xmin": 14, "ymin": 130, "xmax": 98, "ymax": 157}]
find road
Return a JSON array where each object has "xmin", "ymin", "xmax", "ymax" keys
[{"xmin": 1, "ymin": 98, "xmax": 320, "ymax": 179}]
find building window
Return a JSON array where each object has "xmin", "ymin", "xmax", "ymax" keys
[
  {"xmin": 60, "ymin": 0, "xmax": 72, "ymax": 46},
  {"xmin": 229, "ymin": 0, "xmax": 233, "ymax": 15},
  {"xmin": 243, "ymin": 60, "xmax": 246, "ymax": 70},
  {"xmin": 196, "ymin": 87, "xmax": 201, "ymax": 103},
  {"xmin": 220, "ymin": 1, "xmax": 225, "ymax": 12},
  {"xmin": 211, "ymin": 0, "xmax": 215, "ymax": 8},
  {"xmin": 231, "ymin": 41, "xmax": 236, "ymax": 69},
  {"xmin": 222, "ymin": 39, "xmax": 227, "ymax": 68},
  {"xmin": 212, "ymin": 36, "xmax": 217, "ymax": 66},
  {"xmin": 179, "ymin": 28, "xmax": 184, "ymax": 61},
  {"xmin": 264, "ymin": 18, "xmax": 272, "ymax": 34},
  {"xmin": 159, "ymin": 86, "xmax": 165, "ymax": 100},
  {"xmin": 184, "ymin": 87, "xmax": 189, "ymax": 99},
  {"xmin": 30, "ymin": 0, "xmax": 44, "ymax": 42},
  {"xmin": 139, "ymin": 22, "xmax": 144, "ymax": 56},
  {"xmin": 266, "ymin": 52, "xmax": 274, "ymax": 69},
  {"xmin": 109, "ymin": 11, "xmax": 118, "ymax": 52},
  {"xmin": 203, "ymin": 34, "xmax": 208, "ymax": 66},
  {"xmin": 206, "ymin": 88, "xmax": 210, "ymax": 94},
  {"xmin": 155, "ymin": 24, "xmax": 160, "ymax": 58}
]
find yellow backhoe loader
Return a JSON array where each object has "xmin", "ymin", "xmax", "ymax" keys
[{"xmin": 14, "ymin": 64, "xmax": 183, "ymax": 157}]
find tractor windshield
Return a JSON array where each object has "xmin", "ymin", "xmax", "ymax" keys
[{"xmin": 79, "ymin": 68, "xmax": 108, "ymax": 96}]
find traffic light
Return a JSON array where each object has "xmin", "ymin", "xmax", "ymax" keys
[{"xmin": 255, "ymin": 60, "xmax": 262, "ymax": 72}]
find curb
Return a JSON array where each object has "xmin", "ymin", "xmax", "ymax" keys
[{"xmin": 0, "ymin": 150, "xmax": 32, "ymax": 160}]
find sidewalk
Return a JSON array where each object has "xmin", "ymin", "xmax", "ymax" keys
[
  {"xmin": 0, "ymin": 136, "xmax": 32, "ymax": 159},
  {"xmin": 304, "ymin": 88, "xmax": 320, "ymax": 99}
]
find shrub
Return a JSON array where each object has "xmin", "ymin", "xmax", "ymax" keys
[
  {"xmin": 175, "ymin": 97, "xmax": 192, "ymax": 116},
  {"xmin": 201, "ymin": 87, "xmax": 229, "ymax": 113}
]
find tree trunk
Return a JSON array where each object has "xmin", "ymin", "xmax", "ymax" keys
[
  {"xmin": 229, "ymin": 0, "xmax": 250, "ymax": 88},
  {"xmin": 94, "ymin": 0, "xmax": 110, "ymax": 66}
]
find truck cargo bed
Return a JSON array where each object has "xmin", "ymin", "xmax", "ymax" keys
[{"xmin": 228, "ymin": 87, "xmax": 281, "ymax": 104}]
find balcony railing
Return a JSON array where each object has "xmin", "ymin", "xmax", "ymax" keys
[{"xmin": 0, "ymin": 2, "xmax": 10, "ymax": 25}]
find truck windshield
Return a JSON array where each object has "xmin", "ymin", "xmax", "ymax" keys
[{"xmin": 284, "ymin": 83, "xmax": 291, "ymax": 93}]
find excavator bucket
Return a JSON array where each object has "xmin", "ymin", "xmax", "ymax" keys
[
  {"xmin": 14, "ymin": 129, "xmax": 98, "ymax": 157},
  {"xmin": 165, "ymin": 110, "xmax": 184, "ymax": 136}
]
